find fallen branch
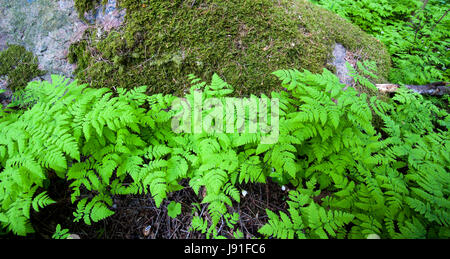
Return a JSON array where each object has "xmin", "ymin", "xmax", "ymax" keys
[{"xmin": 376, "ymin": 82, "xmax": 449, "ymax": 95}]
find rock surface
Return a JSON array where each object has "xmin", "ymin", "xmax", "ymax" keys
[
  {"xmin": 0, "ymin": 0, "xmax": 385, "ymax": 95},
  {"xmin": 0, "ymin": 0, "xmax": 125, "ymax": 80},
  {"xmin": 332, "ymin": 43, "xmax": 354, "ymax": 88}
]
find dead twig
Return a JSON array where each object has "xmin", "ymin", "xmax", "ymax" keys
[{"xmin": 376, "ymin": 82, "xmax": 449, "ymax": 95}]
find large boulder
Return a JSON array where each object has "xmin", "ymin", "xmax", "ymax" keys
[
  {"xmin": 69, "ymin": 0, "xmax": 391, "ymax": 96},
  {"xmin": 0, "ymin": 0, "xmax": 391, "ymax": 96}
]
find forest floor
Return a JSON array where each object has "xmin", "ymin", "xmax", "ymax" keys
[{"xmin": 5, "ymin": 178, "xmax": 290, "ymax": 239}]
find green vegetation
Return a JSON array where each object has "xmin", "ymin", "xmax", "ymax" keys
[
  {"xmin": 52, "ymin": 224, "xmax": 70, "ymax": 239},
  {"xmin": 74, "ymin": 0, "xmax": 108, "ymax": 21},
  {"xmin": 0, "ymin": 45, "xmax": 45, "ymax": 92},
  {"xmin": 167, "ymin": 201, "xmax": 182, "ymax": 219},
  {"xmin": 68, "ymin": 0, "xmax": 390, "ymax": 96},
  {"xmin": 310, "ymin": 0, "xmax": 449, "ymax": 85},
  {"xmin": 0, "ymin": 66, "xmax": 448, "ymax": 238},
  {"xmin": 0, "ymin": 0, "xmax": 448, "ymax": 240}
]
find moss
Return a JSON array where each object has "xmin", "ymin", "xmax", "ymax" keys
[
  {"xmin": 290, "ymin": 1, "xmax": 391, "ymax": 82},
  {"xmin": 69, "ymin": 0, "xmax": 391, "ymax": 97},
  {"xmin": 68, "ymin": 40, "xmax": 91, "ymax": 74},
  {"xmin": 74, "ymin": 0, "xmax": 108, "ymax": 21},
  {"xmin": 0, "ymin": 45, "xmax": 46, "ymax": 92},
  {"xmin": 74, "ymin": 0, "xmax": 98, "ymax": 20}
]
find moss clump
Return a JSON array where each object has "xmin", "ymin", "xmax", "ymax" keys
[
  {"xmin": 0, "ymin": 45, "xmax": 46, "ymax": 92},
  {"xmin": 74, "ymin": 0, "xmax": 108, "ymax": 21},
  {"xmin": 69, "ymin": 0, "xmax": 391, "ymax": 96}
]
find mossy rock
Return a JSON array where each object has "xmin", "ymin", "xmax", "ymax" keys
[
  {"xmin": 74, "ymin": 0, "xmax": 109, "ymax": 21},
  {"xmin": 69, "ymin": 0, "xmax": 391, "ymax": 96},
  {"xmin": 0, "ymin": 44, "xmax": 45, "ymax": 92}
]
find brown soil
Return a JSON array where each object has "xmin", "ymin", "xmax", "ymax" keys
[{"xmin": 4, "ymin": 178, "xmax": 290, "ymax": 239}]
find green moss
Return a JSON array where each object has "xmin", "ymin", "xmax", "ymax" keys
[
  {"xmin": 74, "ymin": 0, "xmax": 98, "ymax": 20},
  {"xmin": 0, "ymin": 45, "xmax": 46, "ymax": 92},
  {"xmin": 74, "ymin": 0, "xmax": 108, "ymax": 21},
  {"xmin": 69, "ymin": 0, "xmax": 391, "ymax": 96},
  {"xmin": 68, "ymin": 40, "xmax": 91, "ymax": 74},
  {"xmin": 290, "ymin": 1, "xmax": 391, "ymax": 81}
]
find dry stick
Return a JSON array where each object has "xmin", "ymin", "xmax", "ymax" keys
[
  {"xmin": 153, "ymin": 210, "xmax": 161, "ymax": 238},
  {"xmin": 238, "ymin": 203, "xmax": 245, "ymax": 236},
  {"xmin": 376, "ymin": 82, "xmax": 449, "ymax": 95},
  {"xmin": 169, "ymin": 223, "xmax": 181, "ymax": 239},
  {"xmin": 217, "ymin": 217, "xmax": 225, "ymax": 235},
  {"xmin": 184, "ymin": 224, "xmax": 191, "ymax": 239},
  {"xmin": 168, "ymin": 218, "xmax": 183, "ymax": 239},
  {"xmin": 240, "ymin": 212, "xmax": 255, "ymax": 237},
  {"xmin": 430, "ymin": 8, "xmax": 449, "ymax": 33}
]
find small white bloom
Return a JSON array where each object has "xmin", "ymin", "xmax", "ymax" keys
[
  {"xmin": 241, "ymin": 190, "xmax": 248, "ymax": 197},
  {"xmin": 281, "ymin": 185, "xmax": 286, "ymax": 191}
]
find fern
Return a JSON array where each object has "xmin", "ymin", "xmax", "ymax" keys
[
  {"xmin": 260, "ymin": 191, "xmax": 354, "ymax": 239},
  {"xmin": 73, "ymin": 196, "xmax": 114, "ymax": 225},
  {"xmin": 1, "ymin": 67, "xmax": 448, "ymax": 239},
  {"xmin": 31, "ymin": 192, "xmax": 56, "ymax": 212},
  {"xmin": 52, "ymin": 224, "xmax": 71, "ymax": 239}
]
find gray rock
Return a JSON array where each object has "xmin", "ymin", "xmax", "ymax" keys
[
  {"xmin": 0, "ymin": 0, "xmax": 125, "ymax": 79},
  {"xmin": 332, "ymin": 43, "xmax": 354, "ymax": 88}
]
